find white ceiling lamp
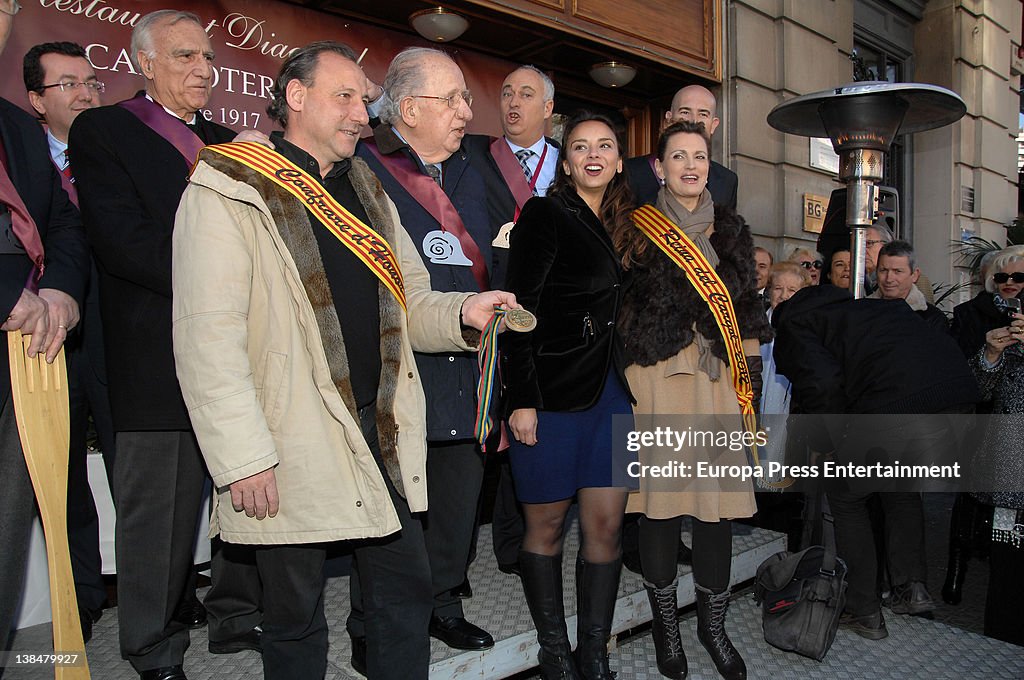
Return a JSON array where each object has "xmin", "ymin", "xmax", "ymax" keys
[
  {"xmin": 589, "ymin": 61, "xmax": 637, "ymax": 88},
  {"xmin": 410, "ymin": 7, "xmax": 470, "ymax": 43}
]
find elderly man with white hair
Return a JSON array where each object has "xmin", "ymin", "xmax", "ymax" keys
[{"xmin": 69, "ymin": 10, "xmax": 255, "ymax": 680}]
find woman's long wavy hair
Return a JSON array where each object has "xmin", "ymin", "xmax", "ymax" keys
[
  {"xmin": 612, "ymin": 120, "xmax": 709, "ymax": 269},
  {"xmin": 548, "ymin": 111, "xmax": 635, "ymax": 245}
]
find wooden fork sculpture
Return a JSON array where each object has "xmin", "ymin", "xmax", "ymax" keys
[{"xmin": 8, "ymin": 330, "xmax": 90, "ymax": 679}]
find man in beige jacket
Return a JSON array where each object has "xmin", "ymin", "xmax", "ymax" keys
[{"xmin": 171, "ymin": 41, "xmax": 516, "ymax": 680}]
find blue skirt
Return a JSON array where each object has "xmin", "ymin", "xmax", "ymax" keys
[{"xmin": 509, "ymin": 372, "xmax": 632, "ymax": 503}]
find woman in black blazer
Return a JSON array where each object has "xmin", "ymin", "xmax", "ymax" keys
[{"xmin": 502, "ymin": 111, "xmax": 634, "ymax": 680}]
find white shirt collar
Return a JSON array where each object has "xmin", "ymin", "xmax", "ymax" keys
[
  {"xmin": 46, "ymin": 129, "xmax": 68, "ymax": 167},
  {"xmin": 145, "ymin": 93, "xmax": 197, "ymax": 125},
  {"xmin": 504, "ymin": 136, "xmax": 547, "ymax": 156}
]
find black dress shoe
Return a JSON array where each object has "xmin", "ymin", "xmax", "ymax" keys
[
  {"xmin": 140, "ymin": 666, "xmax": 187, "ymax": 680},
  {"xmin": 208, "ymin": 627, "xmax": 262, "ymax": 655},
  {"xmin": 429, "ymin": 615, "xmax": 494, "ymax": 650},
  {"xmin": 451, "ymin": 578, "xmax": 473, "ymax": 599},
  {"xmin": 173, "ymin": 595, "xmax": 207, "ymax": 629},
  {"xmin": 497, "ymin": 561, "xmax": 521, "ymax": 577},
  {"xmin": 350, "ymin": 635, "xmax": 367, "ymax": 677}
]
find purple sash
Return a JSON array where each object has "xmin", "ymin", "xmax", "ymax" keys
[
  {"xmin": 489, "ymin": 137, "xmax": 534, "ymax": 215},
  {"xmin": 118, "ymin": 93, "xmax": 205, "ymax": 166},
  {"xmin": 362, "ymin": 138, "xmax": 490, "ymax": 292}
]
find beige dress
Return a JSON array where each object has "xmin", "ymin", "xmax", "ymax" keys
[{"xmin": 624, "ymin": 337, "xmax": 760, "ymax": 522}]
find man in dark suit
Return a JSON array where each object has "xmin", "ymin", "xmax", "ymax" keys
[
  {"xmin": 625, "ymin": 84, "xmax": 738, "ymax": 209},
  {"xmin": 0, "ymin": 0, "xmax": 90, "ymax": 657},
  {"xmin": 22, "ymin": 38, "xmax": 111, "ymax": 645},
  {"xmin": 462, "ymin": 64, "xmax": 559, "ymax": 576},
  {"xmin": 68, "ymin": 10, "xmax": 256, "ymax": 680},
  {"xmin": 352, "ymin": 46, "xmax": 496, "ymax": 661}
]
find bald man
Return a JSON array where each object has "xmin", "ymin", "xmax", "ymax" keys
[{"xmin": 626, "ymin": 84, "xmax": 738, "ymax": 209}]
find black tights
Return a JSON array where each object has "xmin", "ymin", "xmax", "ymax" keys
[{"xmin": 639, "ymin": 515, "xmax": 732, "ymax": 592}]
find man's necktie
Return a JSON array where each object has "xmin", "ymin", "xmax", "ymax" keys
[
  {"xmin": 515, "ymin": 149, "xmax": 534, "ymax": 186},
  {"xmin": 61, "ymin": 151, "xmax": 73, "ymax": 183},
  {"xmin": 0, "ymin": 154, "xmax": 46, "ymax": 279},
  {"xmin": 424, "ymin": 163, "xmax": 442, "ymax": 187}
]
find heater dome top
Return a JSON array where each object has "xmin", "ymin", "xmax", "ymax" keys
[{"xmin": 767, "ymin": 81, "xmax": 966, "ymax": 140}]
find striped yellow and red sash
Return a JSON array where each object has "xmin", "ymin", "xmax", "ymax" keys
[
  {"xmin": 631, "ymin": 204, "xmax": 760, "ymax": 464},
  {"xmin": 199, "ymin": 142, "xmax": 407, "ymax": 311}
]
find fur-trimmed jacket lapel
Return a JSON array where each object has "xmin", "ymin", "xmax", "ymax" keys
[
  {"xmin": 619, "ymin": 205, "xmax": 773, "ymax": 367},
  {"xmin": 199, "ymin": 150, "xmax": 407, "ymax": 496}
]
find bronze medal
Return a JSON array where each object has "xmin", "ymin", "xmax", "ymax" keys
[{"xmin": 505, "ymin": 308, "xmax": 537, "ymax": 332}]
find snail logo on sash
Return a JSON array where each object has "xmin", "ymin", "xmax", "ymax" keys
[{"xmin": 422, "ymin": 230, "xmax": 473, "ymax": 266}]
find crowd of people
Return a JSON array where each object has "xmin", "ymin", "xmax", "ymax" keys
[{"xmin": 0, "ymin": 5, "xmax": 1021, "ymax": 680}]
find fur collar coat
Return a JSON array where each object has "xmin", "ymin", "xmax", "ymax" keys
[{"xmin": 618, "ymin": 205, "xmax": 773, "ymax": 367}]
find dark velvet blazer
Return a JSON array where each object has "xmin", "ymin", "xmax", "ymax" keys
[
  {"xmin": 625, "ymin": 154, "xmax": 738, "ymax": 210},
  {"xmin": 68, "ymin": 101, "xmax": 234, "ymax": 431},
  {"xmin": 501, "ymin": 190, "xmax": 629, "ymax": 413},
  {"xmin": 0, "ymin": 98, "xmax": 89, "ymax": 408}
]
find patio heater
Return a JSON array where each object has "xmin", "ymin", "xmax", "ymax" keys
[{"xmin": 767, "ymin": 82, "xmax": 966, "ymax": 298}]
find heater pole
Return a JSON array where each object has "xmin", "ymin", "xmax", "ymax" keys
[{"xmin": 840, "ymin": 148, "xmax": 885, "ymax": 299}]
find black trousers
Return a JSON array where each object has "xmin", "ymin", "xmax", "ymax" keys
[
  {"xmin": 113, "ymin": 430, "xmax": 207, "ymax": 672},
  {"xmin": 208, "ymin": 540, "xmax": 328, "ymax": 680},
  {"xmin": 350, "ymin": 437, "xmax": 484, "ymax": 625},
  {"xmin": 490, "ymin": 453, "xmax": 525, "ymax": 567},
  {"xmin": 66, "ymin": 336, "xmax": 116, "ymax": 615},
  {"xmin": 423, "ymin": 439, "xmax": 485, "ymax": 618},
  {"xmin": 346, "ymin": 405, "xmax": 433, "ymax": 680},
  {"xmin": 827, "ymin": 491, "xmax": 926, "ymax": 615},
  {"xmin": 206, "ymin": 538, "xmax": 263, "ymax": 643},
  {"xmin": 985, "ymin": 540, "xmax": 1024, "ymax": 646},
  {"xmin": 0, "ymin": 397, "xmax": 36, "ymax": 662}
]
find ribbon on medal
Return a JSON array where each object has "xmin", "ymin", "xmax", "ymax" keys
[{"xmin": 474, "ymin": 308, "xmax": 507, "ymax": 446}]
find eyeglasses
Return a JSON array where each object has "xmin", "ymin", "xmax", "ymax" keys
[
  {"xmin": 412, "ymin": 90, "xmax": 473, "ymax": 109},
  {"xmin": 865, "ymin": 239, "xmax": 887, "ymax": 247},
  {"xmin": 0, "ymin": 0, "xmax": 21, "ymax": 16},
  {"xmin": 38, "ymin": 81, "xmax": 106, "ymax": 94},
  {"xmin": 993, "ymin": 272, "xmax": 1024, "ymax": 284},
  {"xmin": 799, "ymin": 260, "xmax": 823, "ymax": 270}
]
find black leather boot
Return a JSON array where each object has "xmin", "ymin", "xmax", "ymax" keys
[
  {"xmin": 575, "ymin": 556, "xmax": 621, "ymax": 680},
  {"xmin": 942, "ymin": 493, "xmax": 972, "ymax": 605},
  {"xmin": 970, "ymin": 495, "xmax": 993, "ymax": 560},
  {"xmin": 695, "ymin": 585, "xmax": 746, "ymax": 680},
  {"xmin": 644, "ymin": 580, "xmax": 687, "ymax": 679},
  {"xmin": 941, "ymin": 544, "xmax": 967, "ymax": 605},
  {"xmin": 519, "ymin": 552, "xmax": 580, "ymax": 680}
]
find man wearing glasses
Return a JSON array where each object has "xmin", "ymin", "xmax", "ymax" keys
[
  {"xmin": 351, "ymin": 46, "xmax": 497, "ymax": 671},
  {"xmin": 0, "ymin": 0, "xmax": 90, "ymax": 658},
  {"xmin": 22, "ymin": 39, "xmax": 112, "ymax": 645}
]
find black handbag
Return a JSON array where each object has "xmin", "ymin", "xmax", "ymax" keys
[{"xmin": 753, "ymin": 511, "xmax": 847, "ymax": 661}]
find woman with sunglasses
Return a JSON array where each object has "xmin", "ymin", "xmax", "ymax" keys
[
  {"xmin": 502, "ymin": 110, "xmax": 634, "ymax": 680},
  {"xmin": 943, "ymin": 247, "xmax": 1024, "ymax": 604},
  {"xmin": 966, "ymin": 245, "xmax": 1024, "ymax": 646},
  {"xmin": 786, "ymin": 247, "xmax": 824, "ymax": 285}
]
